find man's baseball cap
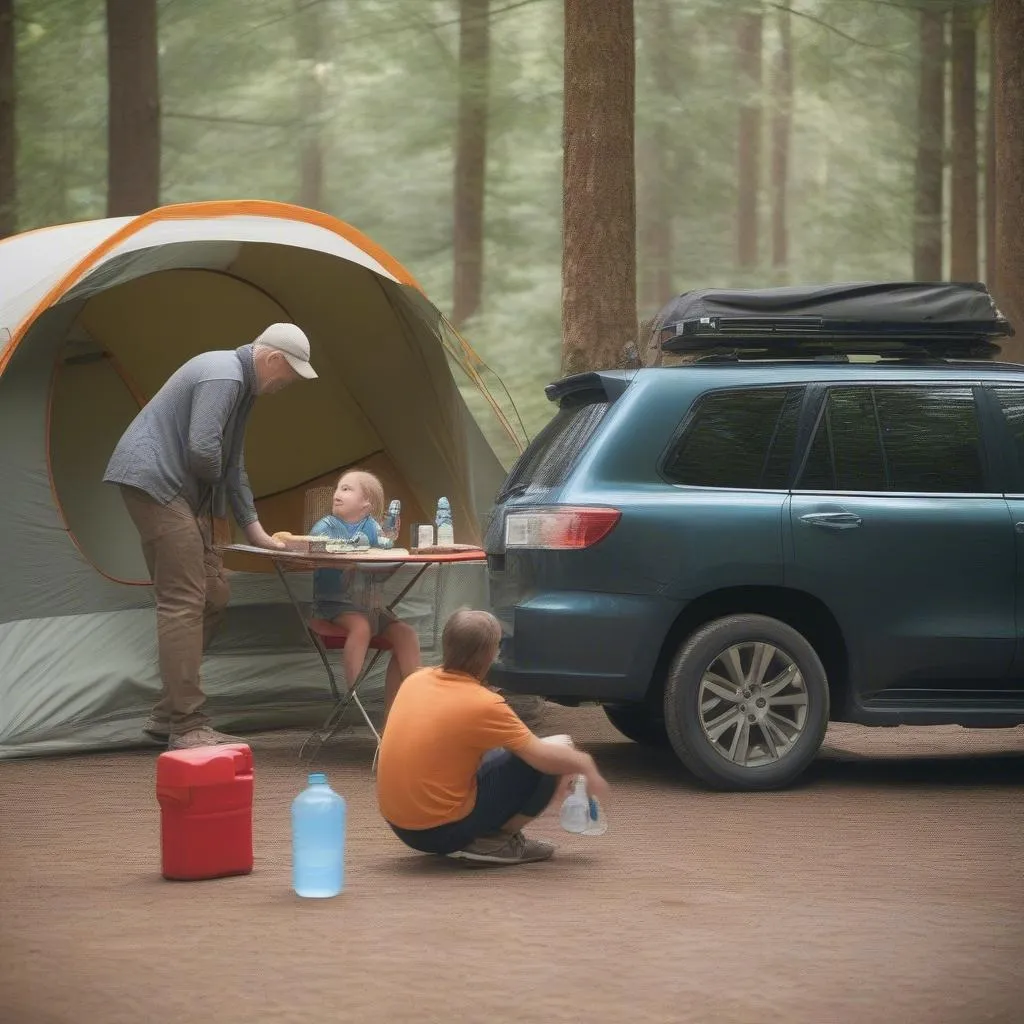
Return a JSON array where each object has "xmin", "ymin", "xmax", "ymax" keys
[{"xmin": 253, "ymin": 323, "xmax": 318, "ymax": 379}]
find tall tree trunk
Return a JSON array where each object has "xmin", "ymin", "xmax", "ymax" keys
[
  {"xmin": 913, "ymin": 6, "xmax": 946, "ymax": 281},
  {"xmin": 452, "ymin": 0, "xmax": 490, "ymax": 329},
  {"xmin": 985, "ymin": 12, "xmax": 997, "ymax": 288},
  {"xmin": 950, "ymin": 5, "xmax": 978, "ymax": 282},
  {"xmin": 295, "ymin": 0, "xmax": 331, "ymax": 210},
  {"xmin": 0, "ymin": 0, "xmax": 14, "ymax": 239},
  {"xmin": 736, "ymin": 9, "xmax": 763, "ymax": 272},
  {"xmin": 106, "ymin": 0, "xmax": 160, "ymax": 217},
  {"xmin": 770, "ymin": 6, "xmax": 793, "ymax": 280},
  {"xmin": 637, "ymin": 0, "xmax": 674, "ymax": 321},
  {"xmin": 992, "ymin": 0, "xmax": 1024, "ymax": 339},
  {"xmin": 562, "ymin": 0, "xmax": 637, "ymax": 375}
]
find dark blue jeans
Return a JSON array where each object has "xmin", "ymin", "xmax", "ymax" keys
[{"xmin": 389, "ymin": 748, "xmax": 558, "ymax": 855}]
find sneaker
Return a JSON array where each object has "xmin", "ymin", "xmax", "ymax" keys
[
  {"xmin": 142, "ymin": 717, "xmax": 170, "ymax": 741},
  {"xmin": 447, "ymin": 831, "xmax": 555, "ymax": 866},
  {"xmin": 167, "ymin": 727, "xmax": 246, "ymax": 750}
]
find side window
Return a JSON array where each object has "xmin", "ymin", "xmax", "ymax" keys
[
  {"xmin": 990, "ymin": 386, "xmax": 1024, "ymax": 490},
  {"xmin": 798, "ymin": 385, "xmax": 985, "ymax": 493},
  {"xmin": 800, "ymin": 388, "xmax": 885, "ymax": 490},
  {"xmin": 663, "ymin": 386, "xmax": 803, "ymax": 489}
]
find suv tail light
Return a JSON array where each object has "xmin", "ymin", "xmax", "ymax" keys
[{"xmin": 504, "ymin": 507, "xmax": 621, "ymax": 550}]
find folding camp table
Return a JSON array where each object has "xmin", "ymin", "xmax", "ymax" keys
[{"xmin": 222, "ymin": 544, "xmax": 487, "ymax": 762}]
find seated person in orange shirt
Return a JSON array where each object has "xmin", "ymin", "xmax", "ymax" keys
[{"xmin": 376, "ymin": 607, "xmax": 610, "ymax": 866}]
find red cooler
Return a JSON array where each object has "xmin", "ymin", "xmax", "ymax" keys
[{"xmin": 156, "ymin": 744, "xmax": 254, "ymax": 881}]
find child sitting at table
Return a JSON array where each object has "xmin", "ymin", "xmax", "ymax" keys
[{"xmin": 309, "ymin": 470, "xmax": 421, "ymax": 715}]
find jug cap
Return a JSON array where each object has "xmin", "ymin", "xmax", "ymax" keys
[{"xmin": 308, "ymin": 772, "xmax": 328, "ymax": 785}]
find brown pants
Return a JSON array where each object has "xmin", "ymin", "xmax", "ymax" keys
[{"xmin": 121, "ymin": 487, "xmax": 231, "ymax": 735}]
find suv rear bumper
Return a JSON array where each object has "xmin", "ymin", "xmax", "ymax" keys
[{"xmin": 488, "ymin": 589, "xmax": 681, "ymax": 702}]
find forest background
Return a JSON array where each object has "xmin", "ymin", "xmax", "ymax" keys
[{"xmin": 1, "ymin": 0, "xmax": 1021, "ymax": 450}]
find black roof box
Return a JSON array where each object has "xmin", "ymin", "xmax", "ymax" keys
[{"xmin": 655, "ymin": 282, "xmax": 1014, "ymax": 360}]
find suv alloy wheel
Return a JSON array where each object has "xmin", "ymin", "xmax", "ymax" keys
[{"xmin": 664, "ymin": 614, "xmax": 830, "ymax": 790}]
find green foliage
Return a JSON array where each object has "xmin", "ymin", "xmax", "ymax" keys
[{"xmin": 11, "ymin": 0, "xmax": 992, "ymax": 443}]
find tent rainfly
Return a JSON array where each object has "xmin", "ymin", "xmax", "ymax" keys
[{"xmin": 0, "ymin": 200, "xmax": 517, "ymax": 758}]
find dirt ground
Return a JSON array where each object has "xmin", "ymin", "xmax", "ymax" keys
[{"xmin": 1, "ymin": 706, "xmax": 1023, "ymax": 1024}]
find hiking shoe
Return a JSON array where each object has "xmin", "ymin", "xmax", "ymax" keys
[
  {"xmin": 143, "ymin": 717, "xmax": 170, "ymax": 741},
  {"xmin": 447, "ymin": 831, "xmax": 555, "ymax": 866},
  {"xmin": 168, "ymin": 727, "xmax": 246, "ymax": 750}
]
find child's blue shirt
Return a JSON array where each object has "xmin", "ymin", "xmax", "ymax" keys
[{"xmin": 309, "ymin": 514, "xmax": 382, "ymax": 616}]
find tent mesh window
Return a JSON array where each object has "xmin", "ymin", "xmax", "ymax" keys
[{"xmin": 303, "ymin": 487, "xmax": 333, "ymax": 533}]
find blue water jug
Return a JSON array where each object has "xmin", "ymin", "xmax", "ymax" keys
[{"xmin": 291, "ymin": 772, "xmax": 346, "ymax": 898}]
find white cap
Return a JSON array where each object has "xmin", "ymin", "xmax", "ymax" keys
[{"xmin": 253, "ymin": 323, "xmax": 317, "ymax": 380}]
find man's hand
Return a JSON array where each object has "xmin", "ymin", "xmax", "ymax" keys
[
  {"xmin": 517, "ymin": 735, "xmax": 611, "ymax": 804},
  {"xmin": 244, "ymin": 520, "xmax": 286, "ymax": 550},
  {"xmin": 582, "ymin": 766, "xmax": 611, "ymax": 805}
]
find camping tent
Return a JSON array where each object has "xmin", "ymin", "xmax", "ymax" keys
[{"xmin": 0, "ymin": 200, "xmax": 517, "ymax": 758}]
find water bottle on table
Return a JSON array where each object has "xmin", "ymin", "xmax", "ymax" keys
[
  {"xmin": 435, "ymin": 496, "xmax": 454, "ymax": 547},
  {"xmin": 292, "ymin": 772, "xmax": 346, "ymax": 897},
  {"xmin": 381, "ymin": 498, "xmax": 401, "ymax": 549}
]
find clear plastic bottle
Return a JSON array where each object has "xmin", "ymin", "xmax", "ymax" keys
[
  {"xmin": 380, "ymin": 499, "xmax": 401, "ymax": 549},
  {"xmin": 435, "ymin": 496, "xmax": 454, "ymax": 547},
  {"xmin": 559, "ymin": 775, "xmax": 608, "ymax": 836},
  {"xmin": 559, "ymin": 775, "xmax": 591, "ymax": 834},
  {"xmin": 291, "ymin": 772, "xmax": 346, "ymax": 898}
]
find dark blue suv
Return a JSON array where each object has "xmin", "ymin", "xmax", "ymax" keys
[{"xmin": 485, "ymin": 282, "xmax": 1024, "ymax": 790}]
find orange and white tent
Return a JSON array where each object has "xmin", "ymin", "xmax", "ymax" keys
[{"xmin": 0, "ymin": 200, "xmax": 518, "ymax": 757}]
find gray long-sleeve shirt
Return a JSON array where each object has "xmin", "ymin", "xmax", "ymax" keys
[{"xmin": 103, "ymin": 344, "xmax": 259, "ymax": 526}]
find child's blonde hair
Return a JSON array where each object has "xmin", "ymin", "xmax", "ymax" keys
[{"xmin": 340, "ymin": 470, "xmax": 385, "ymax": 520}]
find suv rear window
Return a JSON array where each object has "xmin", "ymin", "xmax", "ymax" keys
[
  {"xmin": 497, "ymin": 392, "xmax": 609, "ymax": 499},
  {"xmin": 662, "ymin": 386, "xmax": 804, "ymax": 489}
]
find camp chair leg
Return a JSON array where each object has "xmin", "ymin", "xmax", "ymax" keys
[
  {"xmin": 298, "ymin": 650, "xmax": 385, "ymax": 763},
  {"xmin": 298, "ymin": 729, "xmax": 325, "ymax": 763},
  {"xmin": 330, "ymin": 648, "xmax": 384, "ymax": 747},
  {"xmin": 299, "ymin": 690, "xmax": 357, "ymax": 764}
]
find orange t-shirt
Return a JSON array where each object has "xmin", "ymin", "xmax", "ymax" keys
[{"xmin": 376, "ymin": 666, "xmax": 533, "ymax": 830}]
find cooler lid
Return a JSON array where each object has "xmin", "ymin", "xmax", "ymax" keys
[{"xmin": 156, "ymin": 744, "xmax": 253, "ymax": 787}]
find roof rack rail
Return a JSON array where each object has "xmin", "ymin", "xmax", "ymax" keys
[{"xmin": 667, "ymin": 336, "xmax": 1002, "ymax": 362}]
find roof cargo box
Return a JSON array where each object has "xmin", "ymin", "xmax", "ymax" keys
[{"xmin": 655, "ymin": 282, "xmax": 1015, "ymax": 360}]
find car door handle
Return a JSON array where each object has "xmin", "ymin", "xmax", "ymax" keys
[{"xmin": 799, "ymin": 511, "xmax": 862, "ymax": 530}]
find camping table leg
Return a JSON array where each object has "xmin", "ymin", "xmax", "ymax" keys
[
  {"xmin": 269, "ymin": 558, "xmax": 380, "ymax": 761},
  {"xmin": 269, "ymin": 557, "xmax": 352, "ymax": 762},
  {"xmin": 272, "ymin": 560, "xmax": 341, "ymax": 701},
  {"xmin": 293, "ymin": 560, "xmax": 437, "ymax": 764}
]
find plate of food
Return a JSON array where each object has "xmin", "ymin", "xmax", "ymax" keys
[
  {"xmin": 272, "ymin": 532, "xmax": 328, "ymax": 553},
  {"xmin": 336, "ymin": 546, "xmax": 410, "ymax": 560}
]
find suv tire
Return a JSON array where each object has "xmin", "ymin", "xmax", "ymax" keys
[
  {"xmin": 664, "ymin": 614, "xmax": 829, "ymax": 790},
  {"xmin": 602, "ymin": 703, "xmax": 670, "ymax": 747}
]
